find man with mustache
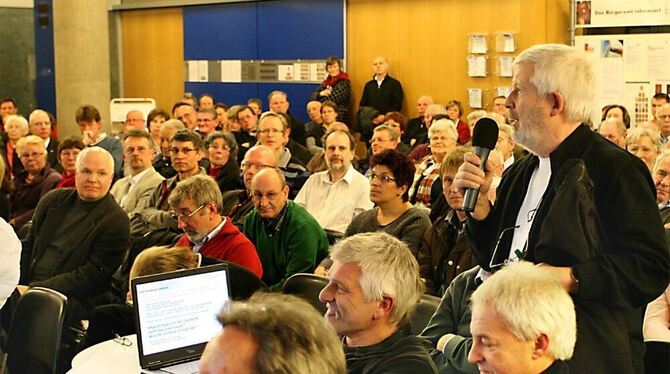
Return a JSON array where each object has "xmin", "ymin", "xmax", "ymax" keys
[{"xmin": 295, "ymin": 130, "xmax": 372, "ymax": 236}]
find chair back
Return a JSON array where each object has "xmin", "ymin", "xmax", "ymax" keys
[
  {"xmin": 410, "ymin": 294, "xmax": 441, "ymax": 335},
  {"xmin": 282, "ymin": 273, "xmax": 329, "ymax": 314},
  {"xmin": 6, "ymin": 287, "xmax": 68, "ymax": 374},
  {"xmin": 200, "ymin": 257, "xmax": 269, "ymax": 300}
]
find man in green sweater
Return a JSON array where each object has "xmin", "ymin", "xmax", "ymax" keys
[{"xmin": 243, "ymin": 168, "xmax": 328, "ymax": 290}]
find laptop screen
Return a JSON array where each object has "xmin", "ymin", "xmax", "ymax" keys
[{"xmin": 132, "ymin": 264, "xmax": 230, "ymax": 363}]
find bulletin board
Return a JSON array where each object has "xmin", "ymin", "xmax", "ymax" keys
[{"xmin": 575, "ymin": 34, "xmax": 670, "ymax": 127}]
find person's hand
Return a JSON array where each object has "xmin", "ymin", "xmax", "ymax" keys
[
  {"xmin": 82, "ymin": 130, "xmax": 94, "ymax": 145},
  {"xmin": 453, "ymin": 152, "xmax": 495, "ymax": 220},
  {"xmin": 314, "ymin": 266, "xmax": 329, "ymax": 277},
  {"xmin": 320, "ymin": 87, "xmax": 332, "ymax": 97},
  {"xmin": 536, "ymin": 263, "xmax": 578, "ymax": 293}
]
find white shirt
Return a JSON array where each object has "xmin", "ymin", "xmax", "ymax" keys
[
  {"xmin": 294, "ymin": 165, "xmax": 373, "ymax": 233},
  {"xmin": 503, "ymin": 154, "xmax": 515, "ymax": 171},
  {"xmin": 0, "ymin": 218, "xmax": 20, "ymax": 309},
  {"xmin": 508, "ymin": 157, "xmax": 552, "ymax": 262}
]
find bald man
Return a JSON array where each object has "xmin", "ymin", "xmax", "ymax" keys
[{"xmin": 359, "ymin": 56, "xmax": 404, "ymax": 114}]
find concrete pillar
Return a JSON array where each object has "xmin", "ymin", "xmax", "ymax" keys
[{"xmin": 52, "ymin": 0, "xmax": 110, "ymax": 139}]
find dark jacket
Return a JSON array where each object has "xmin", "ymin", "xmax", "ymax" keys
[
  {"xmin": 466, "ymin": 125, "xmax": 670, "ymax": 374},
  {"xmin": 359, "ymin": 74, "xmax": 403, "ymax": 115},
  {"xmin": 418, "ymin": 209, "xmax": 477, "ymax": 296},
  {"xmin": 210, "ymin": 157, "xmax": 242, "ymax": 193},
  {"xmin": 21, "ymin": 189, "xmax": 130, "ymax": 319},
  {"xmin": 9, "ymin": 166, "xmax": 61, "ymax": 230}
]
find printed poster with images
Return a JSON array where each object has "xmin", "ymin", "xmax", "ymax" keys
[{"xmin": 576, "ymin": 0, "xmax": 670, "ymax": 27}]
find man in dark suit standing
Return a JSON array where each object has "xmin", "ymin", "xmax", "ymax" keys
[
  {"xmin": 359, "ymin": 56, "xmax": 404, "ymax": 115},
  {"xmin": 28, "ymin": 109, "xmax": 59, "ymax": 169}
]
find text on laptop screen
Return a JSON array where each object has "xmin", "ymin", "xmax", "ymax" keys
[{"xmin": 135, "ymin": 269, "xmax": 229, "ymax": 356}]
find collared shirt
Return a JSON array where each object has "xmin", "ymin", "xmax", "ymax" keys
[
  {"xmin": 294, "ymin": 165, "xmax": 373, "ymax": 233},
  {"xmin": 658, "ymin": 200, "xmax": 670, "ymax": 210},
  {"xmin": 43, "ymin": 137, "xmax": 51, "ymax": 149},
  {"xmin": 503, "ymin": 154, "xmax": 515, "ymax": 171},
  {"xmin": 91, "ymin": 132, "xmax": 109, "ymax": 146},
  {"xmin": 260, "ymin": 203, "xmax": 289, "ymax": 237},
  {"xmin": 191, "ymin": 217, "xmax": 227, "ymax": 253},
  {"xmin": 375, "ymin": 74, "xmax": 387, "ymax": 88}
]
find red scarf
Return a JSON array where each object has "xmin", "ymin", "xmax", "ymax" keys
[
  {"xmin": 323, "ymin": 72, "xmax": 349, "ymax": 87},
  {"xmin": 56, "ymin": 171, "xmax": 76, "ymax": 189}
]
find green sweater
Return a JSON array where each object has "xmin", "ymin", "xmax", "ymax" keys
[{"xmin": 244, "ymin": 201, "xmax": 329, "ymax": 291}]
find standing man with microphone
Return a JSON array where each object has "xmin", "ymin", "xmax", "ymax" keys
[{"xmin": 453, "ymin": 44, "xmax": 668, "ymax": 374}]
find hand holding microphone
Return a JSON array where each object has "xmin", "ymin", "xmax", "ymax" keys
[{"xmin": 455, "ymin": 117, "xmax": 499, "ymax": 218}]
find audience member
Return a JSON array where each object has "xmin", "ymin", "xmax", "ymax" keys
[
  {"xmin": 597, "ymin": 117, "xmax": 626, "ymax": 148},
  {"xmin": 419, "ymin": 266, "xmax": 480, "ymax": 374},
  {"xmin": 453, "ymin": 43, "xmax": 669, "ymax": 374},
  {"xmin": 235, "ymin": 105, "xmax": 259, "ymax": 164},
  {"xmin": 359, "ymin": 56, "xmax": 404, "ymax": 114},
  {"xmin": 408, "ymin": 119, "xmax": 458, "ymax": 209},
  {"xmin": 124, "ymin": 110, "xmax": 145, "ymax": 132},
  {"xmin": 9, "ymin": 135, "xmax": 61, "ymax": 231},
  {"xmin": 243, "ymin": 168, "xmax": 328, "ymax": 290},
  {"xmin": 601, "ymin": 104, "xmax": 631, "ymax": 129},
  {"xmin": 319, "ymin": 232, "xmax": 437, "ymax": 374},
  {"xmin": 181, "ymin": 93, "xmax": 197, "ymax": 109},
  {"xmin": 311, "ymin": 55, "xmax": 351, "ymax": 124},
  {"xmin": 200, "ymin": 293, "xmax": 346, "ymax": 374},
  {"xmin": 205, "ymin": 131, "xmax": 242, "ymax": 193},
  {"xmin": 496, "ymin": 124, "xmax": 517, "ymax": 171},
  {"xmin": 657, "ymin": 103, "xmax": 670, "ymax": 145},
  {"xmin": 652, "ymin": 150, "xmax": 670, "ymax": 224},
  {"xmin": 247, "ymin": 98, "xmax": 262, "ymax": 115},
  {"xmin": 362, "ymin": 125, "xmax": 401, "ymax": 176},
  {"xmin": 110, "ymin": 129, "xmax": 164, "ymax": 214},
  {"xmin": 626, "ymin": 127, "xmax": 660, "ymax": 172},
  {"xmin": 467, "ymin": 262, "xmax": 577, "ymax": 374},
  {"xmin": 222, "ymin": 145, "xmax": 278, "ymax": 231},
  {"xmin": 0, "ymin": 217, "xmax": 19, "ymax": 310},
  {"xmin": 226, "ymin": 104, "xmax": 243, "ymax": 132},
  {"xmin": 28, "ymin": 109, "xmax": 59, "ymax": 168},
  {"xmin": 405, "ymin": 95, "xmax": 433, "ymax": 147},
  {"xmin": 130, "ymin": 129, "xmax": 205, "ymax": 236},
  {"xmin": 169, "ymin": 175, "xmax": 262, "ymax": 277},
  {"xmin": 173, "ymin": 102, "xmax": 196, "ymax": 130},
  {"xmin": 491, "ymin": 95, "xmax": 508, "ymax": 117},
  {"xmin": 383, "ymin": 112, "xmax": 410, "ymax": 154},
  {"xmin": 76, "ymin": 105, "xmax": 124, "ymax": 178},
  {"xmin": 2, "ymin": 114, "xmax": 29, "ymax": 178},
  {"xmin": 0, "ymin": 98, "xmax": 18, "ymax": 128},
  {"xmin": 642, "ymin": 283, "xmax": 670, "ymax": 374},
  {"xmin": 418, "ymin": 146, "xmax": 476, "ymax": 296},
  {"xmin": 446, "ymin": 100, "xmax": 470, "ymax": 145},
  {"xmin": 305, "ymin": 100, "xmax": 325, "ymax": 152},
  {"xmin": 295, "ymin": 130, "xmax": 372, "ymax": 235},
  {"xmin": 146, "ymin": 108, "xmax": 169, "ymax": 152},
  {"xmin": 466, "ymin": 110, "xmax": 487, "ymax": 134},
  {"xmin": 19, "ymin": 147, "xmax": 129, "ymax": 322},
  {"xmin": 55, "ymin": 137, "xmax": 85, "ymax": 189},
  {"xmin": 199, "ymin": 93, "xmax": 214, "ymax": 110},
  {"xmin": 256, "ymin": 112, "xmax": 309, "ymax": 197},
  {"xmin": 409, "ymin": 104, "xmax": 449, "ymax": 162},
  {"xmin": 344, "ymin": 149, "xmax": 430, "ymax": 257},
  {"xmin": 196, "ymin": 108, "xmax": 217, "ymax": 138},
  {"xmin": 268, "ymin": 90, "xmax": 307, "ymax": 146},
  {"xmin": 214, "ymin": 103, "xmax": 228, "ymax": 130},
  {"xmin": 153, "ymin": 119, "xmax": 186, "ymax": 178},
  {"xmin": 651, "ymin": 92, "xmax": 669, "ymax": 125}
]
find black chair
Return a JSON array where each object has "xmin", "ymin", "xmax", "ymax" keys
[
  {"xmin": 201, "ymin": 257, "xmax": 269, "ymax": 300},
  {"xmin": 5, "ymin": 287, "xmax": 68, "ymax": 374},
  {"xmin": 410, "ymin": 294, "xmax": 441, "ymax": 335},
  {"xmin": 282, "ymin": 273, "xmax": 329, "ymax": 314}
]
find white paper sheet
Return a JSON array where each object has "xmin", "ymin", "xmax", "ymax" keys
[
  {"xmin": 468, "ymin": 55, "xmax": 487, "ymax": 77},
  {"xmin": 503, "ymin": 33, "xmax": 515, "ymax": 52},
  {"xmin": 470, "ymin": 35, "xmax": 487, "ymax": 54},
  {"xmin": 278, "ymin": 65, "xmax": 294, "ymax": 81},
  {"xmin": 499, "ymin": 56, "xmax": 514, "ymax": 77},
  {"xmin": 197, "ymin": 60, "xmax": 209, "ymax": 82},
  {"xmin": 468, "ymin": 88, "xmax": 483, "ymax": 108},
  {"xmin": 220, "ymin": 60, "xmax": 242, "ymax": 82}
]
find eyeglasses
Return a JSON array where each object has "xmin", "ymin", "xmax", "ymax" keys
[
  {"xmin": 113, "ymin": 333, "xmax": 132, "ymax": 347},
  {"xmin": 19, "ymin": 152, "xmax": 45, "ymax": 159},
  {"xmin": 170, "ymin": 147, "xmax": 197, "ymax": 155},
  {"xmin": 170, "ymin": 204, "xmax": 206, "ymax": 221},
  {"xmin": 370, "ymin": 137, "xmax": 392, "ymax": 144},
  {"xmin": 489, "ymin": 225, "xmax": 526, "ymax": 270},
  {"xmin": 124, "ymin": 146, "xmax": 148, "ymax": 154},
  {"xmin": 368, "ymin": 173, "xmax": 396, "ymax": 183},
  {"xmin": 258, "ymin": 128, "xmax": 284, "ymax": 135},
  {"xmin": 241, "ymin": 162, "xmax": 274, "ymax": 170}
]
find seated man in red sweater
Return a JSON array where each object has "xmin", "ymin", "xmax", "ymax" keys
[{"xmin": 168, "ymin": 174, "xmax": 263, "ymax": 278}]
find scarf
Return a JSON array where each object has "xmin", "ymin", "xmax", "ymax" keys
[{"xmin": 323, "ymin": 72, "xmax": 349, "ymax": 87}]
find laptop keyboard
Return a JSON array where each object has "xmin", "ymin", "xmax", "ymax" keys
[{"xmin": 146, "ymin": 359, "xmax": 200, "ymax": 374}]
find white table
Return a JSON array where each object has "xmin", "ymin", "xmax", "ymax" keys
[{"xmin": 68, "ymin": 334, "xmax": 141, "ymax": 373}]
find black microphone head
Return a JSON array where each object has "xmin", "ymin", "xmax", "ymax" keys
[{"xmin": 472, "ymin": 117, "xmax": 499, "ymax": 149}]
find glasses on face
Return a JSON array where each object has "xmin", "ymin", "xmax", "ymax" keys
[
  {"xmin": 368, "ymin": 173, "xmax": 396, "ymax": 183},
  {"xmin": 170, "ymin": 203, "xmax": 206, "ymax": 221},
  {"xmin": 252, "ymin": 191, "xmax": 281, "ymax": 201},
  {"xmin": 124, "ymin": 146, "xmax": 148, "ymax": 154},
  {"xmin": 241, "ymin": 162, "xmax": 274, "ymax": 170},
  {"xmin": 370, "ymin": 137, "xmax": 392, "ymax": 144},
  {"xmin": 258, "ymin": 128, "xmax": 284, "ymax": 135},
  {"xmin": 20, "ymin": 152, "xmax": 45, "ymax": 159},
  {"xmin": 170, "ymin": 147, "xmax": 197, "ymax": 155}
]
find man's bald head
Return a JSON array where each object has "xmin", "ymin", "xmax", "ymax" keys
[
  {"xmin": 242, "ymin": 145, "xmax": 279, "ymax": 191},
  {"xmin": 251, "ymin": 168, "xmax": 288, "ymax": 219},
  {"xmin": 598, "ymin": 118, "xmax": 626, "ymax": 148}
]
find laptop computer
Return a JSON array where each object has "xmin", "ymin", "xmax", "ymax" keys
[{"xmin": 131, "ymin": 263, "xmax": 231, "ymax": 374}]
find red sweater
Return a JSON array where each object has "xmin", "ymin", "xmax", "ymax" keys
[
  {"xmin": 456, "ymin": 119, "xmax": 471, "ymax": 145},
  {"xmin": 176, "ymin": 217, "xmax": 263, "ymax": 278}
]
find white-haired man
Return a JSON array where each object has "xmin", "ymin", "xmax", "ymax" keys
[
  {"xmin": 19, "ymin": 147, "xmax": 130, "ymax": 321},
  {"xmin": 454, "ymin": 44, "xmax": 668, "ymax": 374},
  {"xmin": 468, "ymin": 262, "xmax": 576, "ymax": 374},
  {"xmin": 28, "ymin": 109, "xmax": 59, "ymax": 168},
  {"xmin": 496, "ymin": 124, "xmax": 517, "ymax": 171},
  {"xmin": 598, "ymin": 117, "xmax": 627, "ymax": 149},
  {"xmin": 319, "ymin": 232, "xmax": 438, "ymax": 373}
]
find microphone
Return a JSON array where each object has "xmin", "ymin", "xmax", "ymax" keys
[{"xmin": 462, "ymin": 117, "xmax": 499, "ymax": 212}]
